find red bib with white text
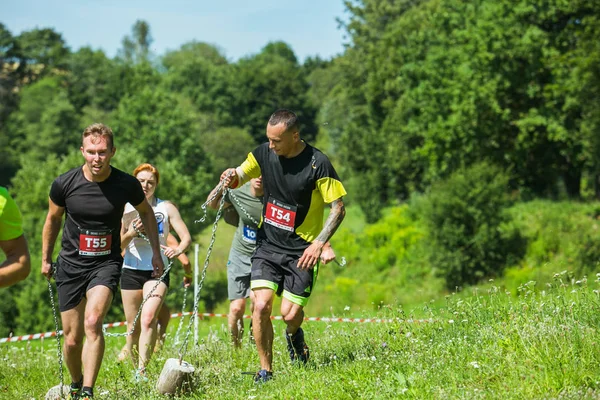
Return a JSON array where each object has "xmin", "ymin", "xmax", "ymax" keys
[
  {"xmin": 79, "ymin": 228, "xmax": 112, "ymax": 256},
  {"xmin": 264, "ymin": 198, "xmax": 297, "ymax": 232}
]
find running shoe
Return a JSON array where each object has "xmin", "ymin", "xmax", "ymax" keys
[
  {"xmin": 254, "ymin": 369, "xmax": 273, "ymax": 383},
  {"xmin": 79, "ymin": 390, "xmax": 93, "ymax": 400},
  {"xmin": 69, "ymin": 380, "xmax": 82, "ymax": 400},
  {"xmin": 285, "ymin": 327, "xmax": 310, "ymax": 364}
]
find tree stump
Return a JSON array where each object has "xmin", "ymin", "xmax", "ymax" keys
[
  {"xmin": 45, "ymin": 384, "xmax": 70, "ymax": 400},
  {"xmin": 156, "ymin": 358, "xmax": 195, "ymax": 395}
]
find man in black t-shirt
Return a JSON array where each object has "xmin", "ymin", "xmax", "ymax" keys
[
  {"xmin": 220, "ymin": 109, "xmax": 347, "ymax": 382},
  {"xmin": 41, "ymin": 123, "xmax": 164, "ymax": 400}
]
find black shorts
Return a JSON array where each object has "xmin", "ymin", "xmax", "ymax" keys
[
  {"xmin": 250, "ymin": 245, "xmax": 319, "ymax": 307},
  {"xmin": 120, "ymin": 268, "xmax": 170, "ymax": 290},
  {"xmin": 55, "ymin": 256, "xmax": 122, "ymax": 312}
]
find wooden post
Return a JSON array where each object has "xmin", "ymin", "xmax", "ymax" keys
[
  {"xmin": 156, "ymin": 358, "xmax": 195, "ymax": 395},
  {"xmin": 194, "ymin": 243, "xmax": 199, "ymax": 345}
]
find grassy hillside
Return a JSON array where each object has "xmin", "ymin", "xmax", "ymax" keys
[
  {"xmin": 3, "ymin": 200, "xmax": 600, "ymax": 398},
  {"xmin": 2, "ymin": 274, "xmax": 599, "ymax": 399}
]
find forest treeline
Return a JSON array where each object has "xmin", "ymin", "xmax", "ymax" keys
[{"xmin": 1, "ymin": 0, "xmax": 599, "ymax": 335}]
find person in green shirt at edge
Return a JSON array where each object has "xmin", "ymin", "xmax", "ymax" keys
[{"xmin": 0, "ymin": 186, "xmax": 31, "ymax": 288}]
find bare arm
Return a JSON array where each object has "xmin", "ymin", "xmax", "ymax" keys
[
  {"xmin": 120, "ymin": 215, "xmax": 139, "ymax": 251},
  {"xmin": 161, "ymin": 201, "xmax": 191, "ymax": 258},
  {"xmin": 320, "ymin": 241, "xmax": 336, "ymax": 265},
  {"xmin": 315, "ymin": 198, "xmax": 346, "ymax": 244},
  {"xmin": 206, "ymin": 182, "xmax": 231, "ymax": 210},
  {"xmin": 41, "ymin": 198, "xmax": 65, "ymax": 279},
  {"xmin": 166, "ymin": 233, "xmax": 192, "ymax": 287},
  {"xmin": 134, "ymin": 198, "xmax": 164, "ymax": 278},
  {"xmin": 298, "ymin": 198, "xmax": 346, "ymax": 270},
  {"xmin": 0, "ymin": 235, "xmax": 31, "ymax": 287}
]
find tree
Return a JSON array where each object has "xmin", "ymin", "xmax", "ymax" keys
[
  {"xmin": 163, "ymin": 42, "xmax": 234, "ymax": 125},
  {"xmin": 110, "ymin": 87, "xmax": 213, "ymax": 233},
  {"xmin": 231, "ymin": 41, "xmax": 317, "ymax": 142},
  {"xmin": 118, "ymin": 20, "xmax": 153, "ymax": 64},
  {"xmin": 0, "ymin": 23, "xmax": 21, "ymax": 122},
  {"xmin": 65, "ymin": 47, "xmax": 119, "ymax": 112},
  {"xmin": 329, "ymin": 0, "xmax": 600, "ymax": 219},
  {"xmin": 7, "ymin": 77, "xmax": 79, "ymax": 162},
  {"xmin": 201, "ymin": 126, "xmax": 256, "ymax": 180},
  {"xmin": 419, "ymin": 162, "xmax": 525, "ymax": 289},
  {"xmin": 15, "ymin": 27, "xmax": 69, "ymax": 83}
]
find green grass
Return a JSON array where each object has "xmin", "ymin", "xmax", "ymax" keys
[
  {"xmin": 2, "ymin": 274, "xmax": 600, "ymax": 399},
  {"xmin": 5, "ymin": 201, "xmax": 600, "ymax": 398}
]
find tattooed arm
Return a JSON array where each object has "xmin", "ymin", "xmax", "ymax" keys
[{"xmin": 297, "ymin": 198, "xmax": 346, "ymax": 270}]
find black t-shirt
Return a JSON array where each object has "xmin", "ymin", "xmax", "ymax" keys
[
  {"xmin": 240, "ymin": 142, "xmax": 347, "ymax": 254},
  {"xmin": 49, "ymin": 166, "xmax": 145, "ymax": 268}
]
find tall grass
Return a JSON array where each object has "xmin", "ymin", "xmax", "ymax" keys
[{"xmin": 2, "ymin": 272, "xmax": 600, "ymax": 399}]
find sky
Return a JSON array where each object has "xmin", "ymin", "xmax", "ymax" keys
[{"xmin": 3, "ymin": 0, "xmax": 350, "ymax": 62}]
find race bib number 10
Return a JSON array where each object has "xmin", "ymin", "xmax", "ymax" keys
[
  {"xmin": 265, "ymin": 198, "xmax": 297, "ymax": 232},
  {"xmin": 79, "ymin": 228, "xmax": 112, "ymax": 256}
]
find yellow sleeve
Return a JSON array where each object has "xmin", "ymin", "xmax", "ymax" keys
[
  {"xmin": 239, "ymin": 152, "xmax": 262, "ymax": 182},
  {"xmin": 0, "ymin": 187, "xmax": 24, "ymax": 241},
  {"xmin": 315, "ymin": 177, "xmax": 347, "ymax": 204}
]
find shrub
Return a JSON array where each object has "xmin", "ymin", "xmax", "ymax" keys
[{"xmin": 418, "ymin": 162, "xmax": 526, "ymax": 289}]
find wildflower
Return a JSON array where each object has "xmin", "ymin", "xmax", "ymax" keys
[
  {"xmin": 449, "ymin": 320, "xmax": 454, "ymax": 324},
  {"xmin": 344, "ymin": 306, "xmax": 350, "ymax": 311},
  {"xmin": 470, "ymin": 361, "xmax": 480, "ymax": 369}
]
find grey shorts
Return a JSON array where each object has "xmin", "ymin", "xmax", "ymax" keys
[{"xmin": 227, "ymin": 247, "xmax": 252, "ymax": 300}]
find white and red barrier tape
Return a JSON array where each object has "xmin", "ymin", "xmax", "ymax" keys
[{"xmin": 0, "ymin": 312, "xmax": 434, "ymax": 344}]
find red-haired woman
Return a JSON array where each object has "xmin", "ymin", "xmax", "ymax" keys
[{"xmin": 119, "ymin": 163, "xmax": 191, "ymax": 380}]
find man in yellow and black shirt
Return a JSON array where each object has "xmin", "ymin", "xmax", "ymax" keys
[{"xmin": 221, "ymin": 109, "xmax": 346, "ymax": 382}]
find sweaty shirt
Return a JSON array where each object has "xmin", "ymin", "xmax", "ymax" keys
[
  {"xmin": 239, "ymin": 142, "xmax": 346, "ymax": 254},
  {"xmin": 224, "ymin": 182, "xmax": 263, "ymax": 257},
  {"xmin": 0, "ymin": 187, "xmax": 24, "ymax": 241},
  {"xmin": 49, "ymin": 166, "xmax": 145, "ymax": 268}
]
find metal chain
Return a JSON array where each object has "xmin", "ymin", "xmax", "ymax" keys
[
  {"xmin": 194, "ymin": 180, "xmax": 225, "ymax": 224},
  {"xmin": 103, "ymin": 226, "xmax": 173, "ymax": 338},
  {"xmin": 173, "ymin": 284, "xmax": 188, "ymax": 346},
  {"xmin": 47, "ymin": 264, "xmax": 65, "ymax": 399},
  {"xmin": 335, "ymin": 257, "xmax": 347, "ymax": 267},
  {"xmin": 226, "ymin": 187, "xmax": 260, "ymax": 226},
  {"xmin": 178, "ymin": 192, "xmax": 227, "ymax": 362},
  {"xmin": 194, "ymin": 172, "xmax": 258, "ymax": 226}
]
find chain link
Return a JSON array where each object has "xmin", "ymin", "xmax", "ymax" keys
[
  {"xmin": 178, "ymin": 191, "xmax": 227, "ymax": 362},
  {"xmin": 194, "ymin": 180, "xmax": 225, "ymax": 224},
  {"xmin": 103, "ymin": 225, "xmax": 173, "ymax": 338},
  {"xmin": 193, "ymin": 172, "xmax": 258, "ymax": 226},
  {"xmin": 226, "ymin": 187, "xmax": 260, "ymax": 226},
  {"xmin": 173, "ymin": 284, "xmax": 188, "ymax": 346},
  {"xmin": 47, "ymin": 264, "xmax": 65, "ymax": 399}
]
